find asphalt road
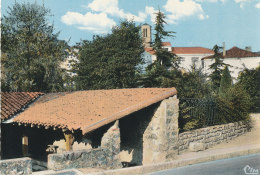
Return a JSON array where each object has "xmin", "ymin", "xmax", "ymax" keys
[{"xmin": 147, "ymin": 154, "xmax": 260, "ymax": 175}]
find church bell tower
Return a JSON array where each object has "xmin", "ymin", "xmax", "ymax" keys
[{"xmin": 141, "ymin": 24, "xmax": 152, "ymax": 48}]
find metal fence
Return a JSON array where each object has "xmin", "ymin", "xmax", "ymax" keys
[{"xmin": 179, "ymin": 98, "xmax": 218, "ymax": 132}]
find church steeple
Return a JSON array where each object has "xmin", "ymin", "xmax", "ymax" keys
[{"xmin": 141, "ymin": 24, "xmax": 152, "ymax": 48}]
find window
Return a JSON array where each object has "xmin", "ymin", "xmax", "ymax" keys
[
  {"xmin": 143, "ymin": 28, "xmax": 147, "ymax": 37},
  {"xmin": 163, "ymin": 48, "xmax": 168, "ymax": 51},
  {"xmin": 192, "ymin": 57, "xmax": 199, "ymax": 65},
  {"xmin": 201, "ymin": 60, "xmax": 205, "ymax": 68}
]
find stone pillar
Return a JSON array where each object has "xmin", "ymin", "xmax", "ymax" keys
[
  {"xmin": 64, "ymin": 132, "xmax": 74, "ymax": 151},
  {"xmin": 22, "ymin": 135, "xmax": 29, "ymax": 157},
  {"xmin": 143, "ymin": 95, "xmax": 179, "ymax": 164},
  {"xmin": 101, "ymin": 120, "xmax": 122, "ymax": 168},
  {"xmin": 0, "ymin": 118, "xmax": 1, "ymax": 160},
  {"xmin": 165, "ymin": 96, "xmax": 179, "ymax": 160}
]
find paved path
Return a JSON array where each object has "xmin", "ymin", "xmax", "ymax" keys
[{"xmin": 147, "ymin": 153, "xmax": 260, "ymax": 175}]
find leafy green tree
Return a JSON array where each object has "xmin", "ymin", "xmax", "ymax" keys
[
  {"xmin": 219, "ymin": 65, "xmax": 232, "ymax": 95},
  {"xmin": 1, "ymin": 2, "xmax": 68, "ymax": 92},
  {"xmin": 216, "ymin": 84, "xmax": 252, "ymax": 123},
  {"xmin": 75, "ymin": 20, "xmax": 144, "ymax": 90},
  {"xmin": 209, "ymin": 45, "xmax": 227, "ymax": 93},
  {"xmin": 178, "ymin": 66, "xmax": 211, "ymax": 99},
  {"xmin": 142, "ymin": 10, "xmax": 179, "ymax": 87},
  {"xmin": 237, "ymin": 66, "xmax": 260, "ymax": 112}
]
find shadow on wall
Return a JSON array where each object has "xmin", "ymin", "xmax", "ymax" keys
[{"xmin": 119, "ymin": 103, "xmax": 159, "ymax": 165}]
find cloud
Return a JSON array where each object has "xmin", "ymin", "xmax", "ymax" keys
[
  {"xmin": 234, "ymin": 0, "xmax": 251, "ymax": 8},
  {"xmin": 195, "ymin": 0, "xmax": 222, "ymax": 2},
  {"xmin": 145, "ymin": 6, "xmax": 158, "ymax": 24},
  {"xmin": 88, "ymin": 0, "xmax": 146, "ymax": 22},
  {"xmin": 61, "ymin": 11, "xmax": 116, "ymax": 33},
  {"xmin": 256, "ymin": 3, "xmax": 260, "ymax": 9},
  {"xmin": 199, "ymin": 14, "xmax": 209, "ymax": 20},
  {"xmin": 164, "ymin": 0, "xmax": 209, "ymax": 23},
  {"xmin": 62, "ymin": 0, "xmax": 148, "ymax": 33}
]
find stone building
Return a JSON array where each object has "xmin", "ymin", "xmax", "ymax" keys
[
  {"xmin": 1, "ymin": 88, "xmax": 179, "ymax": 168},
  {"xmin": 1, "ymin": 92, "xmax": 43, "ymax": 159}
]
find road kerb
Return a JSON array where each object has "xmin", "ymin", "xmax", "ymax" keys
[{"xmin": 86, "ymin": 147, "xmax": 260, "ymax": 175}]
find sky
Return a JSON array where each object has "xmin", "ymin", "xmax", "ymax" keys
[{"xmin": 2, "ymin": 0, "xmax": 260, "ymax": 51}]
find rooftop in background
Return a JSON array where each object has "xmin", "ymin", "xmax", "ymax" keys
[
  {"xmin": 144, "ymin": 46, "xmax": 214, "ymax": 55},
  {"xmin": 1, "ymin": 92, "xmax": 43, "ymax": 121},
  {"xmin": 173, "ymin": 47, "xmax": 214, "ymax": 54},
  {"xmin": 202, "ymin": 46, "xmax": 260, "ymax": 60},
  {"xmin": 144, "ymin": 47, "xmax": 156, "ymax": 55},
  {"xmin": 161, "ymin": 42, "xmax": 172, "ymax": 47},
  {"xmin": 13, "ymin": 88, "xmax": 177, "ymax": 134}
]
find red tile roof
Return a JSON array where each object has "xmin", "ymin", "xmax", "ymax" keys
[
  {"xmin": 13, "ymin": 88, "xmax": 177, "ymax": 134},
  {"xmin": 202, "ymin": 47, "xmax": 260, "ymax": 59},
  {"xmin": 1, "ymin": 92, "xmax": 43, "ymax": 121},
  {"xmin": 145, "ymin": 47, "xmax": 214, "ymax": 55},
  {"xmin": 162, "ymin": 42, "xmax": 172, "ymax": 46},
  {"xmin": 145, "ymin": 47, "xmax": 156, "ymax": 55},
  {"xmin": 173, "ymin": 47, "xmax": 214, "ymax": 54}
]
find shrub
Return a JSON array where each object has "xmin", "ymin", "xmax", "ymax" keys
[
  {"xmin": 216, "ymin": 84, "xmax": 253, "ymax": 124},
  {"xmin": 237, "ymin": 67, "xmax": 260, "ymax": 112}
]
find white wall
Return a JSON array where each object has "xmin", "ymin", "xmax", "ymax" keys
[
  {"xmin": 140, "ymin": 51, "xmax": 156, "ymax": 72},
  {"xmin": 177, "ymin": 53, "xmax": 213, "ymax": 71},
  {"xmin": 141, "ymin": 52, "xmax": 214, "ymax": 73},
  {"xmin": 203, "ymin": 57, "xmax": 260, "ymax": 80}
]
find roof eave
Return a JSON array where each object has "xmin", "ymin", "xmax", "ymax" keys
[{"xmin": 82, "ymin": 88, "xmax": 177, "ymax": 135}]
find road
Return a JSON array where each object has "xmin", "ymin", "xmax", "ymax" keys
[{"xmin": 147, "ymin": 154, "xmax": 260, "ymax": 175}]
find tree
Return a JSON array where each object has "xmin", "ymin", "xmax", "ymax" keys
[
  {"xmin": 1, "ymin": 2, "xmax": 68, "ymax": 92},
  {"xmin": 209, "ymin": 45, "xmax": 227, "ymax": 93},
  {"xmin": 237, "ymin": 66, "xmax": 260, "ymax": 112},
  {"xmin": 219, "ymin": 65, "xmax": 232, "ymax": 95},
  {"xmin": 142, "ymin": 10, "xmax": 179, "ymax": 87},
  {"xmin": 75, "ymin": 20, "xmax": 144, "ymax": 90},
  {"xmin": 177, "ymin": 66, "xmax": 211, "ymax": 99}
]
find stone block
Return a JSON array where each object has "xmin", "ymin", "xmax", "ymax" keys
[
  {"xmin": 0, "ymin": 158, "xmax": 32, "ymax": 175},
  {"xmin": 188, "ymin": 142, "xmax": 205, "ymax": 152}
]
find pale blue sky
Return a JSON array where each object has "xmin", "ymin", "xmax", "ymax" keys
[{"xmin": 2, "ymin": 0, "xmax": 260, "ymax": 51}]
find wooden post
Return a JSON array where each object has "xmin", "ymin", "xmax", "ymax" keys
[
  {"xmin": 64, "ymin": 133, "xmax": 74, "ymax": 151},
  {"xmin": 22, "ymin": 135, "xmax": 29, "ymax": 156}
]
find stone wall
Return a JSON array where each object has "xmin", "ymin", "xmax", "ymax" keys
[
  {"xmin": 0, "ymin": 157, "xmax": 32, "ymax": 175},
  {"xmin": 48, "ymin": 121, "xmax": 122, "ymax": 171},
  {"xmin": 178, "ymin": 121, "xmax": 249, "ymax": 153},
  {"xmin": 143, "ymin": 96, "xmax": 179, "ymax": 164}
]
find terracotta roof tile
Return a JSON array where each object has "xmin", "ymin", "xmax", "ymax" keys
[
  {"xmin": 161, "ymin": 42, "xmax": 172, "ymax": 46},
  {"xmin": 202, "ymin": 46, "xmax": 260, "ymax": 59},
  {"xmin": 13, "ymin": 88, "xmax": 177, "ymax": 134},
  {"xmin": 145, "ymin": 47, "xmax": 214, "ymax": 55},
  {"xmin": 145, "ymin": 47, "xmax": 156, "ymax": 55},
  {"xmin": 1, "ymin": 92, "xmax": 43, "ymax": 121},
  {"xmin": 173, "ymin": 47, "xmax": 214, "ymax": 54}
]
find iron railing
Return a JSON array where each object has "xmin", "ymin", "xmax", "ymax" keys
[{"xmin": 179, "ymin": 98, "xmax": 218, "ymax": 132}]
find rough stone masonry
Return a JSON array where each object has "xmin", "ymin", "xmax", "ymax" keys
[{"xmin": 48, "ymin": 120, "xmax": 122, "ymax": 171}]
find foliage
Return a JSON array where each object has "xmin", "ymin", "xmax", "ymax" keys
[
  {"xmin": 216, "ymin": 84, "xmax": 253, "ymax": 123},
  {"xmin": 1, "ymin": 2, "xmax": 68, "ymax": 92},
  {"xmin": 153, "ymin": 10, "xmax": 175, "ymax": 50},
  {"xmin": 237, "ymin": 66, "xmax": 260, "ymax": 112},
  {"xmin": 74, "ymin": 20, "xmax": 144, "ymax": 90},
  {"xmin": 142, "ymin": 10, "xmax": 179, "ymax": 88},
  {"xmin": 219, "ymin": 65, "xmax": 232, "ymax": 95},
  {"xmin": 177, "ymin": 66, "xmax": 211, "ymax": 99},
  {"xmin": 209, "ymin": 45, "xmax": 227, "ymax": 93}
]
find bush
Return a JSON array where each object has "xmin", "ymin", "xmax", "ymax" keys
[
  {"xmin": 216, "ymin": 84, "xmax": 253, "ymax": 124},
  {"xmin": 237, "ymin": 67, "xmax": 260, "ymax": 112}
]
